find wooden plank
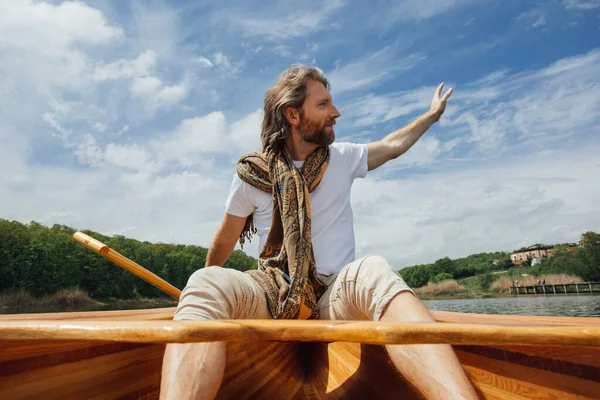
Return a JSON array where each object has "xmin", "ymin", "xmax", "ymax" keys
[
  {"xmin": 469, "ymin": 344, "xmax": 600, "ymax": 369},
  {"xmin": 457, "ymin": 350, "xmax": 600, "ymax": 399},
  {"xmin": 431, "ymin": 310, "xmax": 600, "ymax": 326},
  {"xmin": 0, "ymin": 307, "xmax": 176, "ymax": 322},
  {"xmin": 0, "ymin": 344, "xmax": 164, "ymax": 400}
]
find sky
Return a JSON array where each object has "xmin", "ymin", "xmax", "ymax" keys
[{"xmin": 1, "ymin": 0, "xmax": 599, "ymax": 269}]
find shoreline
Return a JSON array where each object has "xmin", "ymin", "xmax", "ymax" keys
[
  {"xmin": 416, "ymin": 291, "xmax": 511, "ymax": 301},
  {"xmin": 0, "ymin": 292, "xmax": 178, "ymax": 309}
]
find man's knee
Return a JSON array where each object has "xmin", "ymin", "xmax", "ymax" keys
[
  {"xmin": 351, "ymin": 254, "xmax": 400, "ymax": 281},
  {"xmin": 185, "ymin": 266, "xmax": 233, "ymax": 290},
  {"xmin": 341, "ymin": 254, "xmax": 414, "ymax": 321},
  {"xmin": 175, "ymin": 267, "xmax": 237, "ymax": 321}
]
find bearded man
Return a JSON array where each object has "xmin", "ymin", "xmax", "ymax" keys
[{"xmin": 160, "ymin": 65, "xmax": 478, "ymax": 400}]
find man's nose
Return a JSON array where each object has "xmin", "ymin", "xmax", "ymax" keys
[{"xmin": 331, "ymin": 105, "xmax": 341, "ymax": 119}]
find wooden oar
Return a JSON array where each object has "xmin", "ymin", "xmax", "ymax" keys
[
  {"xmin": 2, "ymin": 319, "xmax": 600, "ymax": 346},
  {"xmin": 72, "ymin": 232, "xmax": 182, "ymax": 299}
]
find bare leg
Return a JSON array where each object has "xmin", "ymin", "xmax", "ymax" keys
[
  {"xmin": 380, "ymin": 292, "xmax": 479, "ymax": 400},
  {"xmin": 159, "ymin": 267, "xmax": 271, "ymax": 400},
  {"xmin": 160, "ymin": 342, "xmax": 225, "ymax": 400}
]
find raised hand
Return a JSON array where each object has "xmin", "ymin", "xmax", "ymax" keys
[{"xmin": 430, "ymin": 83, "xmax": 453, "ymax": 121}]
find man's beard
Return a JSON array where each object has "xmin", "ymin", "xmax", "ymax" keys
[{"xmin": 298, "ymin": 114, "xmax": 335, "ymax": 146}]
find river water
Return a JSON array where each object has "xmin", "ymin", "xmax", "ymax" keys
[
  {"xmin": 423, "ymin": 294, "xmax": 600, "ymax": 317},
  {"xmin": 3, "ymin": 295, "xmax": 600, "ymax": 317}
]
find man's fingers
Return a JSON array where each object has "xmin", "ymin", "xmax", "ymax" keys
[
  {"xmin": 442, "ymin": 87, "xmax": 453, "ymax": 102},
  {"xmin": 435, "ymin": 83, "xmax": 444, "ymax": 98}
]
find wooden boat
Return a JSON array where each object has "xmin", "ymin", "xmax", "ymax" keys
[
  {"xmin": 1, "ymin": 232, "xmax": 600, "ymax": 399},
  {"xmin": 2, "ymin": 309, "xmax": 600, "ymax": 399}
]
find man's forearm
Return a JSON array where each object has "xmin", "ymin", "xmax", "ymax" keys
[
  {"xmin": 367, "ymin": 83, "xmax": 451, "ymax": 171},
  {"xmin": 383, "ymin": 110, "xmax": 439, "ymax": 159},
  {"xmin": 205, "ymin": 241, "xmax": 234, "ymax": 267}
]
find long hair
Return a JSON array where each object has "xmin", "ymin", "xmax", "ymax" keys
[{"xmin": 261, "ymin": 65, "xmax": 329, "ymax": 151}]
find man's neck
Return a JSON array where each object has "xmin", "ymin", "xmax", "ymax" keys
[{"xmin": 284, "ymin": 132, "xmax": 319, "ymax": 161}]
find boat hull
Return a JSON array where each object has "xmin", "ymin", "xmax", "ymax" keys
[{"xmin": 1, "ymin": 308, "xmax": 599, "ymax": 399}]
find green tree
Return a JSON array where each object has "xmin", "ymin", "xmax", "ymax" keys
[
  {"xmin": 576, "ymin": 231, "xmax": 600, "ymax": 281},
  {"xmin": 479, "ymin": 273, "xmax": 494, "ymax": 291},
  {"xmin": 431, "ymin": 257, "xmax": 455, "ymax": 277},
  {"xmin": 0, "ymin": 219, "xmax": 258, "ymax": 300},
  {"xmin": 432, "ymin": 272, "xmax": 454, "ymax": 283}
]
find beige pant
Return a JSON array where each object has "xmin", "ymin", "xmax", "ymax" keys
[{"xmin": 174, "ymin": 255, "xmax": 414, "ymax": 322}]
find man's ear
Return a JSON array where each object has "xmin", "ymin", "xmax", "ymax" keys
[{"xmin": 284, "ymin": 106, "xmax": 300, "ymax": 128}]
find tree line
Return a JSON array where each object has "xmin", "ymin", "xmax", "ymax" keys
[
  {"xmin": 398, "ymin": 251, "xmax": 512, "ymax": 289},
  {"xmin": 2, "ymin": 219, "xmax": 598, "ymax": 298},
  {"xmin": 399, "ymin": 231, "xmax": 600, "ymax": 289},
  {"xmin": 0, "ymin": 219, "xmax": 257, "ymax": 299}
]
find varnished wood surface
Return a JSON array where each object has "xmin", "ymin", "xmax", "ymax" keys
[
  {"xmin": 4, "ymin": 307, "xmax": 599, "ymax": 326},
  {"xmin": 1, "ymin": 308, "xmax": 600, "ymax": 399},
  {"xmin": 2, "ymin": 319, "xmax": 600, "ymax": 347},
  {"xmin": 0, "ymin": 307, "xmax": 176, "ymax": 321}
]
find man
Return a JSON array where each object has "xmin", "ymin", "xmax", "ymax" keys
[{"xmin": 160, "ymin": 65, "xmax": 478, "ymax": 400}]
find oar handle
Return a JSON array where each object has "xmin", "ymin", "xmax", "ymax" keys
[
  {"xmin": 73, "ymin": 232, "xmax": 182, "ymax": 300},
  {"xmin": 3, "ymin": 320, "xmax": 600, "ymax": 346}
]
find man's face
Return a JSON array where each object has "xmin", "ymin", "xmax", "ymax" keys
[{"xmin": 297, "ymin": 80, "xmax": 340, "ymax": 146}]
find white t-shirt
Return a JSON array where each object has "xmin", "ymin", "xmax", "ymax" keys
[{"xmin": 225, "ymin": 142, "xmax": 369, "ymax": 276}]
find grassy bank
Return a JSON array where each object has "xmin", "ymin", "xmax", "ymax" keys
[
  {"xmin": 0, "ymin": 289, "xmax": 102, "ymax": 307},
  {"xmin": 415, "ymin": 273, "xmax": 585, "ymax": 299},
  {"xmin": 0, "ymin": 289, "xmax": 177, "ymax": 309},
  {"xmin": 414, "ymin": 280, "xmax": 475, "ymax": 300}
]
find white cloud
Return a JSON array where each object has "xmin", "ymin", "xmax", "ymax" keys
[
  {"xmin": 232, "ymin": 0, "xmax": 344, "ymax": 39},
  {"xmin": 564, "ymin": 0, "xmax": 600, "ymax": 9},
  {"xmin": 341, "ymin": 87, "xmax": 433, "ymax": 127},
  {"xmin": 75, "ymin": 135, "xmax": 104, "ymax": 167},
  {"xmin": 104, "ymin": 143, "xmax": 160, "ymax": 173},
  {"xmin": 0, "ymin": 0, "xmax": 121, "ymax": 49},
  {"xmin": 130, "ymin": 76, "xmax": 187, "ymax": 106},
  {"xmin": 158, "ymin": 113, "xmax": 227, "ymax": 160},
  {"xmin": 155, "ymin": 110, "xmax": 262, "ymax": 166},
  {"xmin": 532, "ymin": 15, "xmax": 547, "ymax": 28},
  {"xmin": 516, "ymin": 9, "xmax": 547, "ymax": 29},
  {"xmin": 329, "ymin": 49, "xmax": 426, "ymax": 94},
  {"xmin": 213, "ymin": 52, "xmax": 230, "ymax": 67},
  {"xmin": 0, "ymin": 0, "xmax": 121, "ymax": 93},
  {"xmin": 369, "ymin": 0, "xmax": 479, "ymax": 28},
  {"xmin": 71, "ymin": 108, "xmax": 262, "ymax": 177},
  {"xmin": 229, "ymin": 109, "xmax": 263, "ymax": 153},
  {"xmin": 93, "ymin": 51, "xmax": 157, "ymax": 81},
  {"xmin": 193, "ymin": 56, "xmax": 214, "ymax": 68},
  {"xmin": 94, "ymin": 51, "xmax": 188, "ymax": 111}
]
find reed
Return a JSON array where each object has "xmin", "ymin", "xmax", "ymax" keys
[
  {"xmin": 415, "ymin": 280, "xmax": 465, "ymax": 295},
  {"xmin": 47, "ymin": 288, "xmax": 95, "ymax": 307},
  {"xmin": 0, "ymin": 290, "xmax": 35, "ymax": 307},
  {"xmin": 0, "ymin": 288, "xmax": 97, "ymax": 307},
  {"xmin": 115, "ymin": 297, "xmax": 177, "ymax": 306}
]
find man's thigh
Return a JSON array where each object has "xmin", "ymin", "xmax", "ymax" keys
[
  {"xmin": 175, "ymin": 267, "xmax": 272, "ymax": 321},
  {"xmin": 318, "ymin": 255, "xmax": 414, "ymax": 321}
]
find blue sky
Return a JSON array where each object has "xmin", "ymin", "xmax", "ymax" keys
[{"xmin": 1, "ymin": 0, "xmax": 599, "ymax": 268}]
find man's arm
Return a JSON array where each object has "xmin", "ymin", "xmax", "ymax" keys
[
  {"xmin": 367, "ymin": 83, "xmax": 453, "ymax": 171},
  {"xmin": 205, "ymin": 213, "xmax": 248, "ymax": 267}
]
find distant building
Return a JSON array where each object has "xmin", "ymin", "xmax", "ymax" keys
[{"xmin": 511, "ymin": 245, "xmax": 553, "ymax": 266}]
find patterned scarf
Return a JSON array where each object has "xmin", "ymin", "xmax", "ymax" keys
[{"xmin": 236, "ymin": 146, "xmax": 329, "ymax": 319}]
